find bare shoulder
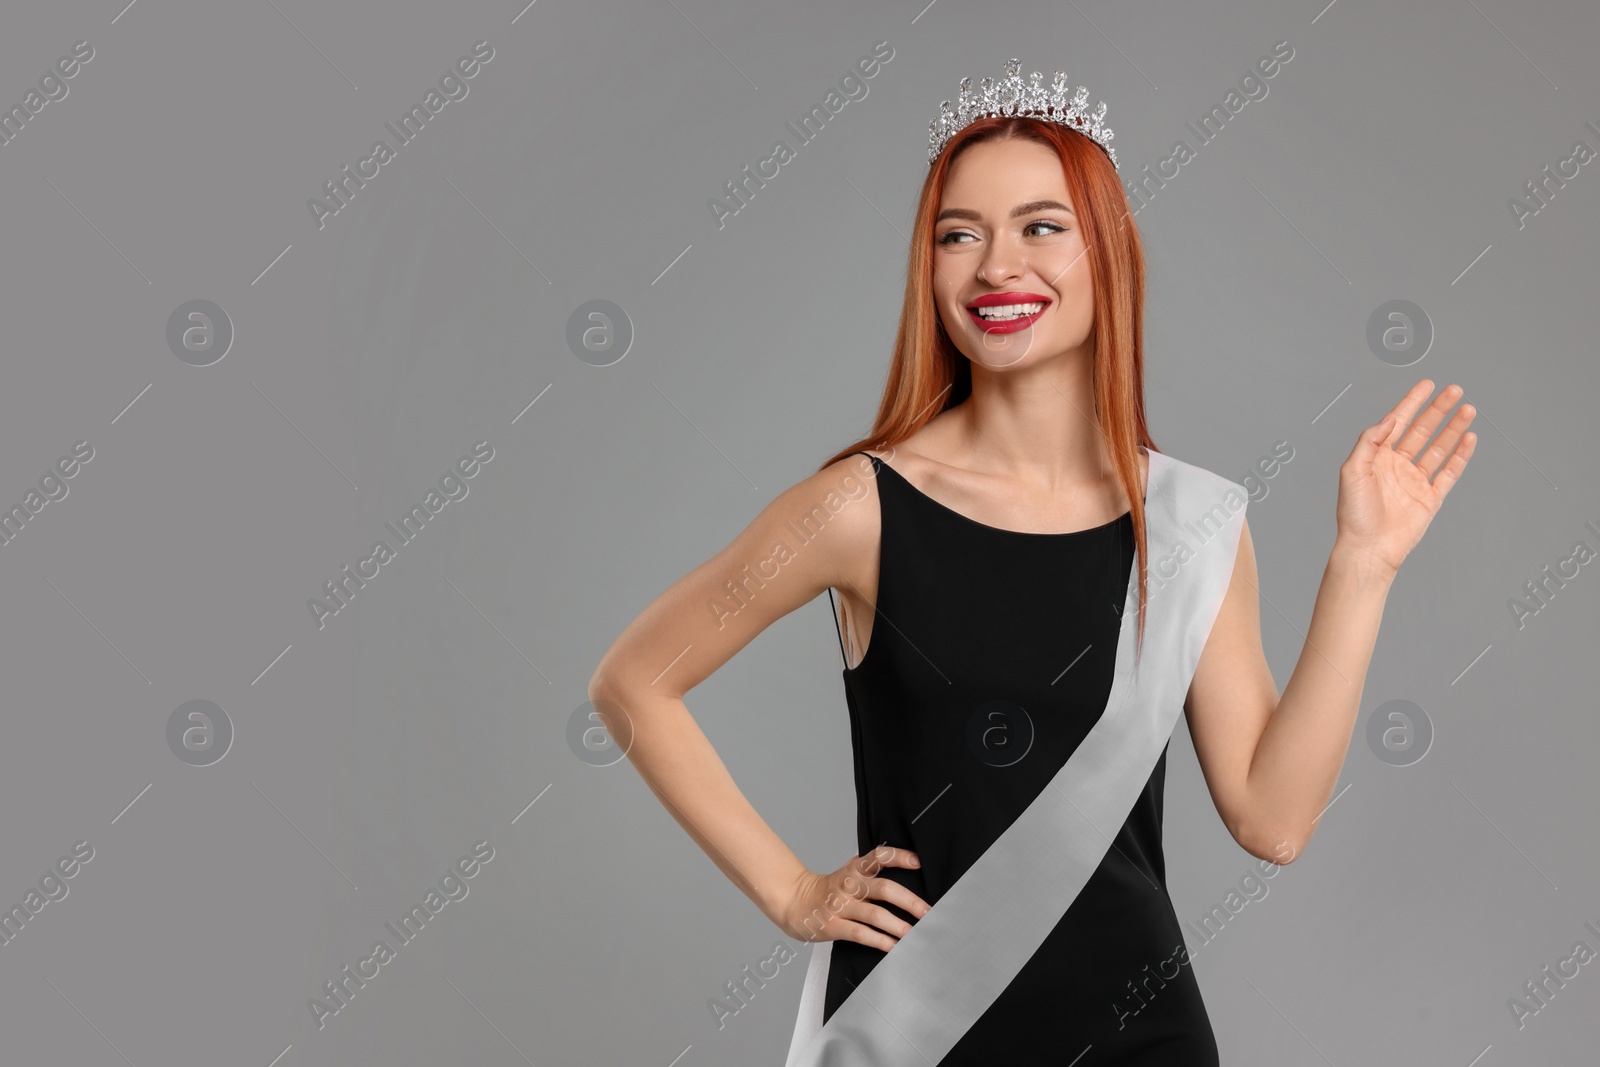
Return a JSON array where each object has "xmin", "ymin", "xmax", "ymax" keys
[
  {"xmin": 588, "ymin": 450, "xmax": 888, "ymax": 699},
  {"xmin": 799, "ymin": 450, "xmax": 885, "ymax": 593},
  {"xmin": 722, "ymin": 448, "xmax": 886, "ymax": 601}
]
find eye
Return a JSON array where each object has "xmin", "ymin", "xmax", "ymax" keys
[{"xmin": 937, "ymin": 220, "xmax": 1068, "ymax": 244}]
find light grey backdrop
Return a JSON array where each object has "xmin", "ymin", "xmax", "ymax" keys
[{"xmin": 0, "ymin": 0, "xmax": 1595, "ymax": 1063}]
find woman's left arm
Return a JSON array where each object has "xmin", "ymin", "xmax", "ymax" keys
[{"xmin": 1184, "ymin": 379, "xmax": 1478, "ymax": 862}]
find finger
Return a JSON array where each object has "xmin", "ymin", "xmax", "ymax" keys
[
  {"xmin": 1381, "ymin": 379, "xmax": 1437, "ymax": 449},
  {"xmin": 839, "ymin": 897, "xmax": 915, "ymax": 940},
  {"xmin": 1344, "ymin": 411, "xmax": 1396, "ymax": 472},
  {"xmin": 1394, "ymin": 383, "xmax": 1464, "ymax": 462},
  {"xmin": 836, "ymin": 847, "xmax": 907, "ymax": 903},
  {"xmin": 828, "ymin": 916, "xmax": 900, "ymax": 955},
  {"xmin": 857, "ymin": 845, "xmax": 920, "ymax": 876},
  {"xmin": 1428, "ymin": 431, "xmax": 1477, "ymax": 499},
  {"xmin": 1419, "ymin": 400, "xmax": 1476, "ymax": 480},
  {"xmin": 867, "ymin": 877, "xmax": 933, "ymax": 920}
]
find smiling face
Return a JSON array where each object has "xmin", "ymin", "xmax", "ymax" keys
[{"xmin": 932, "ymin": 136, "xmax": 1095, "ymax": 370}]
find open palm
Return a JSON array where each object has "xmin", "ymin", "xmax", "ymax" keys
[{"xmin": 1336, "ymin": 379, "xmax": 1478, "ymax": 575}]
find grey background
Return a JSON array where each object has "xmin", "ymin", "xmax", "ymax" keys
[{"xmin": 0, "ymin": 0, "xmax": 1595, "ymax": 1064}]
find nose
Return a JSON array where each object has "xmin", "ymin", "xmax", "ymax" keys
[{"xmin": 977, "ymin": 235, "xmax": 1024, "ymax": 287}]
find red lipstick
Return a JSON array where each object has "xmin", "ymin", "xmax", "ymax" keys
[{"xmin": 965, "ymin": 291, "xmax": 1051, "ymax": 334}]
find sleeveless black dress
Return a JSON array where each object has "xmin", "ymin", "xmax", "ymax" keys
[{"xmin": 821, "ymin": 451, "xmax": 1219, "ymax": 1065}]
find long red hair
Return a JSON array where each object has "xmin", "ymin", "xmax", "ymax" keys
[{"xmin": 818, "ymin": 115, "xmax": 1158, "ymax": 657}]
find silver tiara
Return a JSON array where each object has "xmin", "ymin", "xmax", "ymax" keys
[{"xmin": 927, "ymin": 58, "xmax": 1117, "ymax": 170}]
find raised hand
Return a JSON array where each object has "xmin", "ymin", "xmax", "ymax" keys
[{"xmin": 1336, "ymin": 379, "xmax": 1477, "ymax": 577}]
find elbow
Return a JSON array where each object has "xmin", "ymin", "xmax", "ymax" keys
[
  {"xmin": 585, "ymin": 666, "xmax": 629, "ymax": 718},
  {"xmin": 584, "ymin": 663, "xmax": 643, "ymax": 754},
  {"xmin": 587, "ymin": 641, "xmax": 626, "ymax": 703},
  {"xmin": 586, "ymin": 665, "xmax": 612, "ymax": 703},
  {"xmin": 1234, "ymin": 820, "xmax": 1306, "ymax": 866},
  {"xmin": 1254, "ymin": 837, "xmax": 1304, "ymax": 866}
]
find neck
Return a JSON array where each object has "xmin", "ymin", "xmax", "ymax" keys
[{"xmin": 953, "ymin": 344, "xmax": 1112, "ymax": 489}]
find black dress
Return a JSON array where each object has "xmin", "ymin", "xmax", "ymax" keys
[{"xmin": 821, "ymin": 451, "xmax": 1219, "ymax": 1065}]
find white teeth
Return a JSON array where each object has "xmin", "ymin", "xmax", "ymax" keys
[{"xmin": 974, "ymin": 301, "xmax": 1045, "ymax": 320}]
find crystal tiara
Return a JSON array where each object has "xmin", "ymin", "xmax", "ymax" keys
[{"xmin": 927, "ymin": 58, "xmax": 1118, "ymax": 170}]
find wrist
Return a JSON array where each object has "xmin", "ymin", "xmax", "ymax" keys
[
  {"xmin": 757, "ymin": 861, "xmax": 812, "ymax": 923},
  {"xmin": 1329, "ymin": 538, "xmax": 1399, "ymax": 588}
]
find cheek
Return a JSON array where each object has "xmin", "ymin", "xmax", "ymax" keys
[
  {"xmin": 1046, "ymin": 275, "xmax": 1096, "ymax": 337},
  {"xmin": 1060, "ymin": 273, "xmax": 1093, "ymax": 306},
  {"xmin": 1057, "ymin": 291, "xmax": 1094, "ymax": 331},
  {"xmin": 933, "ymin": 280, "xmax": 966, "ymax": 320},
  {"xmin": 1050, "ymin": 259, "xmax": 1094, "ymax": 308}
]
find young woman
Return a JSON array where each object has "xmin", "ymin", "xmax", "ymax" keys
[{"xmin": 587, "ymin": 61, "xmax": 1476, "ymax": 1065}]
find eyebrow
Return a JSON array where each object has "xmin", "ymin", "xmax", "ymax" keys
[{"xmin": 934, "ymin": 199, "xmax": 1075, "ymax": 223}]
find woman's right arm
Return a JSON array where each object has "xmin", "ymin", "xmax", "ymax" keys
[{"xmin": 585, "ymin": 454, "xmax": 929, "ymax": 951}]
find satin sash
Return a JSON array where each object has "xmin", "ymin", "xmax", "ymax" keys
[{"xmin": 785, "ymin": 447, "xmax": 1248, "ymax": 1066}]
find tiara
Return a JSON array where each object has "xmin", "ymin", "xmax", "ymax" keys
[{"xmin": 927, "ymin": 58, "xmax": 1118, "ymax": 171}]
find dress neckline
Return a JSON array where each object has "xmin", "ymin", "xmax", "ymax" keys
[{"xmin": 866, "ymin": 451, "xmax": 1138, "ymax": 539}]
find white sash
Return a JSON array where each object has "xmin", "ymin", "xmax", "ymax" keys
[{"xmin": 785, "ymin": 448, "xmax": 1247, "ymax": 1066}]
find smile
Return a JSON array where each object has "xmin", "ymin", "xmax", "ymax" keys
[{"xmin": 966, "ymin": 293, "xmax": 1050, "ymax": 334}]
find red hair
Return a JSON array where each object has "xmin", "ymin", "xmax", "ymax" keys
[{"xmin": 818, "ymin": 115, "xmax": 1158, "ymax": 657}]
